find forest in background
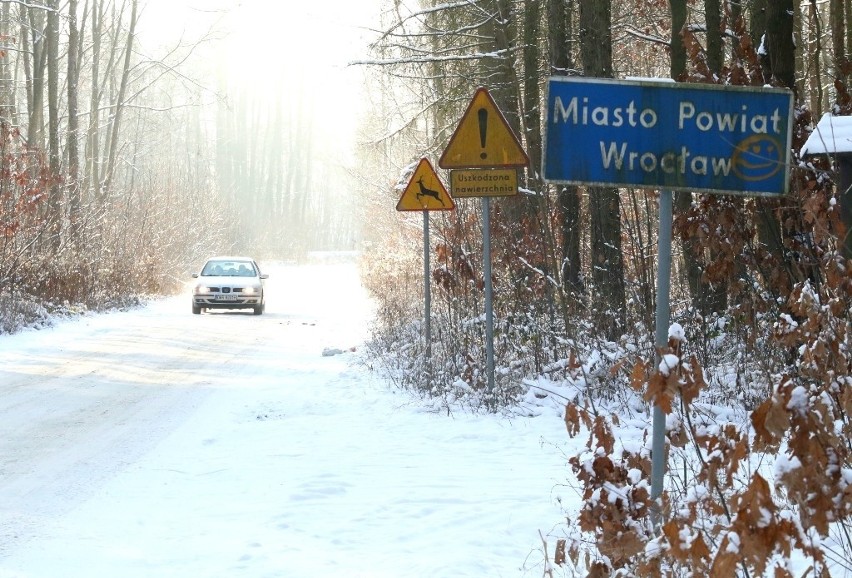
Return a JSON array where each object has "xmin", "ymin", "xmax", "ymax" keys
[
  {"xmin": 359, "ymin": 0, "xmax": 852, "ymax": 576},
  {"xmin": 0, "ymin": 0, "xmax": 361, "ymax": 332}
]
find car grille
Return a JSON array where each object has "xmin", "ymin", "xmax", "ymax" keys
[{"xmin": 206, "ymin": 287, "xmax": 247, "ymax": 293}]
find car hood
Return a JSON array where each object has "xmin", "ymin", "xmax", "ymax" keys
[{"xmin": 196, "ymin": 275, "xmax": 261, "ymax": 286}]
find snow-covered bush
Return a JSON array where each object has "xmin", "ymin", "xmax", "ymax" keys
[{"xmin": 0, "ymin": 117, "xmax": 228, "ymax": 334}]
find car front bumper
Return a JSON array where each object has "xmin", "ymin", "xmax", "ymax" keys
[{"xmin": 193, "ymin": 295, "xmax": 262, "ymax": 308}]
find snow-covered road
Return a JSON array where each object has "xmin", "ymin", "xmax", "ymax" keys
[{"xmin": 0, "ymin": 261, "xmax": 570, "ymax": 577}]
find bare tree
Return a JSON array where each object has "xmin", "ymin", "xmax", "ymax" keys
[
  {"xmin": 0, "ymin": 2, "xmax": 15, "ymax": 122},
  {"xmin": 579, "ymin": 0, "xmax": 625, "ymax": 337},
  {"xmin": 86, "ymin": 0, "xmax": 102, "ymax": 202},
  {"xmin": 22, "ymin": 1, "xmax": 47, "ymax": 150},
  {"xmin": 670, "ymin": 0, "xmax": 711, "ymax": 315},
  {"xmin": 767, "ymin": 0, "xmax": 797, "ymax": 90},
  {"xmin": 101, "ymin": 0, "xmax": 137, "ymax": 196},
  {"xmin": 831, "ymin": 0, "xmax": 848, "ymax": 85},
  {"xmin": 705, "ymin": 0, "xmax": 723, "ymax": 75},
  {"xmin": 522, "ymin": 0, "xmax": 542, "ymax": 188},
  {"xmin": 549, "ymin": 0, "xmax": 582, "ymax": 296},
  {"xmin": 46, "ymin": 0, "xmax": 60, "ymax": 249},
  {"xmin": 67, "ymin": 0, "xmax": 81, "ymax": 242}
]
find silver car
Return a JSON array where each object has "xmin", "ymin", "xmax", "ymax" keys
[{"xmin": 191, "ymin": 257, "xmax": 268, "ymax": 315}]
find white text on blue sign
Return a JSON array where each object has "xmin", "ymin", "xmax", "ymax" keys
[{"xmin": 543, "ymin": 78, "xmax": 794, "ymax": 196}]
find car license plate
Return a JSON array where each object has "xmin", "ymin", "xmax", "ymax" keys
[{"xmin": 215, "ymin": 295, "xmax": 239, "ymax": 301}]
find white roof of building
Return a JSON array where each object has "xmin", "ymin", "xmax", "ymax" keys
[{"xmin": 801, "ymin": 113, "xmax": 852, "ymax": 155}]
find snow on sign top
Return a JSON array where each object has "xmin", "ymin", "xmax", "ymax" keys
[{"xmin": 800, "ymin": 113, "xmax": 852, "ymax": 156}]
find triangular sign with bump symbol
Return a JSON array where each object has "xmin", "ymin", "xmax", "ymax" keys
[
  {"xmin": 439, "ymin": 87, "xmax": 530, "ymax": 169},
  {"xmin": 396, "ymin": 158, "xmax": 455, "ymax": 212}
]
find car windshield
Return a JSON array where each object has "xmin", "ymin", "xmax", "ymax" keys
[{"xmin": 201, "ymin": 261, "xmax": 257, "ymax": 277}]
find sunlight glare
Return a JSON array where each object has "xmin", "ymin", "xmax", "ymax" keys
[{"xmin": 139, "ymin": 0, "xmax": 377, "ymax": 162}]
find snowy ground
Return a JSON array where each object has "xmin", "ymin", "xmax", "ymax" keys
[{"xmin": 0, "ymin": 260, "xmax": 573, "ymax": 577}]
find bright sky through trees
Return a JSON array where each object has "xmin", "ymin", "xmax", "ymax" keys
[{"xmin": 138, "ymin": 0, "xmax": 377, "ymax": 164}]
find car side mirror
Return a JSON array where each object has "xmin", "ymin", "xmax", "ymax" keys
[
  {"xmin": 192, "ymin": 273, "xmax": 199, "ymax": 278},
  {"xmin": 260, "ymin": 274, "xmax": 269, "ymax": 280}
]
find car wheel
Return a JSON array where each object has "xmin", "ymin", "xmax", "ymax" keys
[
  {"xmin": 253, "ymin": 304, "xmax": 263, "ymax": 315},
  {"xmin": 192, "ymin": 304, "xmax": 201, "ymax": 315}
]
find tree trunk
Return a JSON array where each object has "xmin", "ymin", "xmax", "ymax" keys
[
  {"xmin": 767, "ymin": 0, "xmax": 797, "ymax": 91},
  {"xmin": 521, "ymin": 0, "xmax": 561, "ymax": 306},
  {"xmin": 579, "ymin": 0, "xmax": 625, "ymax": 337},
  {"xmin": 755, "ymin": 0, "xmax": 797, "ymax": 292},
  {"xmin": 102, "ymin": 0, "xmax": 138, "ymax": 196},
  {"xmin": 46, "ymin": 0, "xmax": 60, "ymax": 249},
  {"xmin": 482, "ymin": 0, "xmax": 528, "ymax": 228},
  {"xmin": 550, "ymin": 0, "xmax": 582, "ymax": 295},
  {"xmin": 808, "ymin": 0, "xmax": 822, "ymax": 112},
  {"xmin": 704, "ymin": 0, "xmax": 723, "ymax": 75},
  {"xmin": 832, "ymin": 0, "xmax": 848, "ymax": 84},
  {"xmin": 68, "ymin": 0, "xmax": 82, "ymax": 242},
  {"xmin": 670, "ymin": 0, "xmax": 710, "ymax": 313},
  {"xmin": 847, "ymin": 0, "xmax": 852, "ymax": 67},
  {"xmin": 670, "ymin": 0, "xmax": 686, "ymax": 80},
  {"xmin": 579, "ymin": 0, "xmax": 613, "ymax": 77},
  {"xmin": 749, "ymin": 0, "xmax": 767, "ymax": 50},
  {"xmin": 0, "ymin": 2, "xmax": 14, "ymax": 122},
  {"xmin": 522, "ymin": 0, "xmax": 541, "ymax": 188},
  {"xmin": 88, "ymin": 0, "xmax": 102, "ymax": 203},
  {"xmin": 482, "ymin": 0, "xmax": 519, "ymax": 135},
  {"xmin": 24, "ymin": 2, "xmax": 47, "ymax": 150},
  {"xmin": 729, "ymin": 0, "xmax": 742, "ymax": 62},
  {"xmin": 795, "ymin": 0, "xmax": 806, "ymax": 99}
]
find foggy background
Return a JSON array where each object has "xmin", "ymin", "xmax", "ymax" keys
[{"xmin": 134, "ymin": 0, "xmax": 375, "ymax": 256}]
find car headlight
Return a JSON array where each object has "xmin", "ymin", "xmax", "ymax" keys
[
  {"xmin": 242, "ymin": 286, "xmax": 259, "ymax": 295},
  {"xmin": 194, "ymin": 285, "xmax": 211, "ymax": 294}
]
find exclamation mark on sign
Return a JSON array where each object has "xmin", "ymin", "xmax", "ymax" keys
[{"xmin": 478, "ymin": 108, "xmax": 488, "ymax": 159}]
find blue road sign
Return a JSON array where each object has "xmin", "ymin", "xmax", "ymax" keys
[{"xmin": 543, "ymin": 77, "xmax": 794, "ymax": 196}]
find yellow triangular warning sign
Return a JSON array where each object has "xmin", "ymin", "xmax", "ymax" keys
[
  {"xmin": 396, "ymin": 158, "xmax": 455, "ymax": 212},
  {"xmin": 439, "ymin": 87, "xmax": 530, "ymax": 169}
]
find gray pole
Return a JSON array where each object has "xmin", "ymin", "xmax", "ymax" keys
[
  {"xmin": 482, "ymin": 197, "xmax": 495, "ymax": 394},
  {"xmin": 423, "ymin": 211, "xmax": 432, "ymax": 366},
  {"xmin": 651, "ymin": 190, "xmax": 672, "ymax": 527}
]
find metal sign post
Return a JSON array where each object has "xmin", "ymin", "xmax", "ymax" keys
[
  {"xmin": 423, "ymin": 211, "xmax": 432, "ymax": 368},
  {"xmin": 482, "ymin": 197, "xmax": 495, "ymax": 394},
  {"xmin": 439, "ymin": 87, "xmax": 530, "ymax": 398},
  {"xmin": 396, "ymin": 158, "xmax": 455, "ymax": 385},
  {"xmin": 651, "ymin": 190, "xmax": 672, "ymax": 524}
]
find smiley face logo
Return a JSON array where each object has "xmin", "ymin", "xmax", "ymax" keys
[{"xmin": 732, "ymin": 134, "xmax": 784, "ymax": 182}]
